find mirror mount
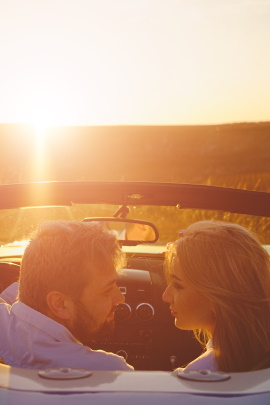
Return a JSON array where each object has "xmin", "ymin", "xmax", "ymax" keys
[{"xmin": 113, "ymin": 205, "xmax": 130, "ymax": 219}]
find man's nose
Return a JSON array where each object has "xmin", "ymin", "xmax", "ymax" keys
[{"xmin": 115, "ymin": 286, "xmax": 125, "ymax": 304}]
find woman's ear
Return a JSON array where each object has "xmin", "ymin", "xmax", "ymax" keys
[{"xmin": 46, "ymin": 291, "xmax": 73, "ymax": 320}]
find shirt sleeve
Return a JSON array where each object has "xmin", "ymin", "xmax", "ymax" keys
[
  {"xmin": 68, "ymin": 344, "xmax": 135, "ymax": 371},
  {"xmin": 84, "ymin": 348, "xmax": 134, "ymax": 371}
]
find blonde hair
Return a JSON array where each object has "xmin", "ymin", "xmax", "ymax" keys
[
  {"xmin": 19, "ymin": 221, "xmax": 125, "ymax": 313},
  {"xmin": 166, "ymin": 220, "xmax": 270, "ymax": 372}
]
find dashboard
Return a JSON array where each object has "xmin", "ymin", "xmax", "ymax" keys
[{"xmin": 92, "ymin": 256, "xmax": 202, "ymax": 371}]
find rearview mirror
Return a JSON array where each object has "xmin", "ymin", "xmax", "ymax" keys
[{"xmin": 82, "ymin": 218, "xmax": 159, "ymax": 245}]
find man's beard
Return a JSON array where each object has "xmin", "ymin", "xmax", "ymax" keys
[{"xmin": 69, "ymin": 301, "xmax": 116, "ymax": 347}]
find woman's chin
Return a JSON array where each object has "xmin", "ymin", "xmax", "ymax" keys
[
  {"xmin": 175, "ymin": 320, "xmax": 191, "ymax": 331},
  {"xmin": 175, "ymin": 319, "xmax": 183, "ymax": 329}
]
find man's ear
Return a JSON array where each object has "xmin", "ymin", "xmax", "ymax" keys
[{"xmin": 46, "ymin": 291, "xmax": 73, "ymax": 320}]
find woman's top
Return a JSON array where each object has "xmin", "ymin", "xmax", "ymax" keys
[{"xmin": 178, "ymin": 340, "xmax": 217, "ymax": 372}]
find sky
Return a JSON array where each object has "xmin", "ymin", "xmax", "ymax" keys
[{"xmin": 0, "ymin": 0, "xmax": 270, "ymax": 126}]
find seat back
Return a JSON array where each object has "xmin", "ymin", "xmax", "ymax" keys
[{"xmin": 0, "ymin": 262, "xmax": 20, "ymax": 293}]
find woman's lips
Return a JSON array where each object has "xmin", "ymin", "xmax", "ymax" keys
[{"xmin": 170, "ymin": 309, "xmax": 177, "ymax": 317}]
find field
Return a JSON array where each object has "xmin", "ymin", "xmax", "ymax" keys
[
  {"xmin": 0, "ymin": 122, "xmax": 270, "ymax": 191},
  {"xmin": 0, "ymin": 122, "xmax": 270, "ymax": 245}
]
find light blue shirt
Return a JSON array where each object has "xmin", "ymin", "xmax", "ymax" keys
[{"xmin": 0, "ymin": 289, "xmax": 133, "ymax": 371}]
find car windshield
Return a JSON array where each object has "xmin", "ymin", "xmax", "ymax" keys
[{"xmin": 1, "ymin": 204, "xmax": 269, "ymax": 256}]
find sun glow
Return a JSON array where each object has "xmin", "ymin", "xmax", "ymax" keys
[
  {"xmin": 0, "ymin": 1, "xmax": 270, "ymax": 125},
  {"xmin": 30, "ymin": 125, "xmax": 49, "ymax": 180},
  {"xmin": 10, "ymin": 68, "xmax": 79, "ymax": 127},
  {"xmin": 5, "ymin": 40, "xmax": 136, "ymax": 127}
]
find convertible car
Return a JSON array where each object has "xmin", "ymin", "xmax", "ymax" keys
[{"xmin": 0, "ymin": 181, "xmax": 270, "ymax": 404}]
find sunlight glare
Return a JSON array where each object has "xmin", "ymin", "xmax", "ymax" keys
[
  {"xmin": 30, "ymin": 124, "xmax": 49, "ymax": 181},
  {"xmin": 0, "ymin": 0, "xmax": 270, "ymax": 125}
]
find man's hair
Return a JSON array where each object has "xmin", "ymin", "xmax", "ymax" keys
[
  {"xmin": 166, "ymin": 220, "xmax": 270, "ymax": 372},
  {"xmin": 19, "ymin": 221, "xmax": 125, "ymax": 313}
]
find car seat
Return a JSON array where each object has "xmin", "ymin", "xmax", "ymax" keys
[{"xmin": 0, "ymin": 262, "xmax": 20, "ymax": 293}]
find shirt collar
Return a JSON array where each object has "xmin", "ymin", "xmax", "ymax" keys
[{"xmin": 11, "ymin": 301, "xmax": 80, "ymax": 344}]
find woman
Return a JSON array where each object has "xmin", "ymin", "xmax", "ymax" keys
[{"xmin": 163, "ymin": 220, "xmax": 270, "ymax": 372}]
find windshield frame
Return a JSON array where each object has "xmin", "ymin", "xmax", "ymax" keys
[{"xmin": 1, "ymin": 181, "xmax": 270, "ymax": 218}]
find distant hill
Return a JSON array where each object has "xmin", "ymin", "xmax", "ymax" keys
[{"xmin": 0, "ymin": 122, "xmax": 270, "ymax": 191}]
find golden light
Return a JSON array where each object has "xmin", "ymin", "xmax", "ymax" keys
[
  {"xmin": 13, "ymin": 76, "xmax": 75, "ymax": 127},
  {"xmin": 1, "ymin": 1, "xmax": 270, "ymax": 125},
  {"xmin": 30, "ymin": 124, "xmax": 49, "ymax": 181}
]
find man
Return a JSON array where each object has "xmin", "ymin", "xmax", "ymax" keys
[{"xmin": 0, "ymin": 221, "xmax": 133, "ymax": 371}]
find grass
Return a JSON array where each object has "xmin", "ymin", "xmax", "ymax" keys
[{"xmin": 0, "ymin": 122, "xmax": 269, "ymax": 245}]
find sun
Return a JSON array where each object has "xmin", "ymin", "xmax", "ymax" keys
[{"xmin": 14, "ymin": 80, "xmax": 76, "ymax": 127}]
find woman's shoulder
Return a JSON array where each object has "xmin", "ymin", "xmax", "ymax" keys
[{"xmin": 181, "ymin": 344, "xmax": 217, "ymax": 372}]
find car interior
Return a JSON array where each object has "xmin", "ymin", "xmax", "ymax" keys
[
  {"xmin": 0, "ymin": 250, "xmax": 202, "ymax": 371},
  {"xmin": 1, "ymin": 181, "xmax": 270, "ymax": 372}
]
